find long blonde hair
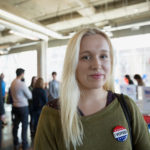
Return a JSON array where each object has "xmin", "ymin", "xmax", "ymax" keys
[{"xmin": 60, "ymin": 28, "xmax": 114, "ymax": 149}]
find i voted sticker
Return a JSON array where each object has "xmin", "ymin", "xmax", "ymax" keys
[{"xmin": 113, "ymin": 126, "xmax": 128, "ymax": 142}]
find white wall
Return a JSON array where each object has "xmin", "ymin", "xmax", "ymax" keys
[
  {"xmin": 47, "ymin": 45, "xmax": 67, "ymax": 82},
  {"xmin": 0, "ymin": 50, "xmax": 37, "ymax": 91}
]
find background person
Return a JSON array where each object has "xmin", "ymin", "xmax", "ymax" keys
[
  {"xmin": 32, "ymin": 77, "xmax": 48, "ymax": 137},
  {"xmin": 0, "ymin": 73, "xmax": 7, "ymax": 127},
  {"xmin": 134, "ymin": 74, "xmax": 145, "ymax": 86},
  {"xmin": 0, "ymin": 73, "xmax": 6, "ymax": 103},
  {"xmin": 124, "ymin": 74, "xmax": 134, "ymax": 85},
  {"xmin": 28, "ymin": 76, "xmax": 37, "ymax": 138},
  {"xmin": 48, "ymin": 72, "xmax": 60, "ymax": 101},
  {"xmin": 11, "ymin": 68, "xmax": 32, "ymax": 150},
  {"xmin": 34, "ymin": 28, "xmax": 150, "ymax": 150},
  {"xmin": 6, "ymin": 87, "xmax": 14, "ymax": 123},
  {"xmin": 0, "ymin": 77, "xmax": 5, "ymax": 148}
]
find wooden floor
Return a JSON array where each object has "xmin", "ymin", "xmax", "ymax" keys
[{"xmin": 1, "ymin": 104, "xmax": 33, "ymax": 150}]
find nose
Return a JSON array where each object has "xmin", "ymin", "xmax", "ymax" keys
[{"xmin": 91, "ymin": 57, "xmax": 102, "ymax": 70}]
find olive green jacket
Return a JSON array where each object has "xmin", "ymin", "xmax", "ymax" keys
[{"xmin": 34, "ymin": 95, "xmax": 150, "ymax": 150}]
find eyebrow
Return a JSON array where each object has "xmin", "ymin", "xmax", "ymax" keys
[
  {"xmin": 80, "ymin": 51, "xmax": 90, "ymax": 54},
  {"xmin": 80, "ymin": 49, "xmax": 109, "ymax": 55}
]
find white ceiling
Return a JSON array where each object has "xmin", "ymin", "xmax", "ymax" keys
[{"xmin": 0, "ymin": 0, "xmax": 150, "ymax": 53}]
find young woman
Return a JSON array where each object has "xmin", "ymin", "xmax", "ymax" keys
[
  {"xmin": 32, "ymin": 77, "xmax": 48, "ymax": 137},
  {"xmin": 28, "ymin": 76, "xmax": 37, "ymax": 138},
  {"xmin": 134, "ymin": 74, "xmax": 145, "ymax": 86},
  {"xmin": 34, "ymin": 28, "xmax": 150, "ymax": 150}
]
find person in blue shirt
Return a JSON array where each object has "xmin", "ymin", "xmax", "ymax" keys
[
  {"xmin": 0, "ymin": 73, "xmax": 7, "ymax": 128},
  {"xmin": 48, "ymin": 72, "xmax": 60, "ymax": 101},
  {"xmin": 0, "ymin": 77, "xmax": 5, "ymax": 148},
  {"xmin": 0, "ymin": 73, "xmax": 6, "ymax": 103}
]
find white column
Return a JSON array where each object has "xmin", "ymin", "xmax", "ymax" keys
[{"xmin": 36, "ymin": 41, "xmax": 48, "ymax": 81}]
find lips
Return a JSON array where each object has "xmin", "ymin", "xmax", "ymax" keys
[{"xmin": 90, "ymin": 73, "xmax": 104, "ymax": 79}]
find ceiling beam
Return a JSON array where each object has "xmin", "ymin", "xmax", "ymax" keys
[
  {"xmin": 0, "ymin": 9, "xmax": 72, "ymax": 39},
  {"xmin": 69, "ymin": 0, "xmax": 96, "ymax": 17},
  {"xmin": 0, "ymin": 19, "xmax": 48, "ymax": 41},
  {"xmin": 46, "ymin": 2, "xmax": 150, "ymax": 32},
  {"xmin": 112, "ymin": 25, "xmax": 150, "ymax": 38},
  {"xmin": 36, "ymin": 0, "xmax": 116, "ymax": 21},
  {"xmin": 39, "ymin": 12, "xmax": 80, "ymax": 25},
  {"xmin": 78, "ymin": 6, "xmax": 95, "ymax": 17}
]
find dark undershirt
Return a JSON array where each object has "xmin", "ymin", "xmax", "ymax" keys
[
  {"xmin": 47, "ymin": 91, "xmax": 116, "ymax": 116},
  {"xmin": 78, "ymin": 91, "xmax": 116, "ymax": 116}
]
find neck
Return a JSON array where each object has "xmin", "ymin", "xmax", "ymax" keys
[
  {"xmin": 81, "ymin": 88, "xmax": 106, "ymax": 100},
  {"xmin": 78, "ymin": 88, "xmax": 108, "ymax": 116},
  {"xmin": 79, "ymin": 88, "xmax": 108, "ymax": 107},
  {"xmin": 17, "ymin": 76, "xmax": 22, "ymax": 80}
]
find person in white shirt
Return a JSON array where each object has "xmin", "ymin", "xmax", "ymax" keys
[{"xmin": 11, "ymin": 68, "xmax": 32, "ymax": 150}]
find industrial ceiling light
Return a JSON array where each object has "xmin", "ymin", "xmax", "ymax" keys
[{"xmin": 0, "ymin": 9, "xmax": 70, "ymax": 39}]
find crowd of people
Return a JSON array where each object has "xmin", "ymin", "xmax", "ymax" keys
[
  {"xmin": 0, "ymin": 69, "xmax": 60, "ymax": 150},
  {"xmin": 124, "ymin": 74, "xmax": 145, "ymax": 86}
]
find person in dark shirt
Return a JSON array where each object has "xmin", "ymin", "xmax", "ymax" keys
[
  {"xmin": 134, "ymin": 74, "xmax": 145, "ymax": 86},
  {"xmin": 28, "ymin": 76, "xmax": 37, "ymax": 138},
  {"xmin": 125, "ymin": 74, "xmax": 134, "ymax": 84},
  {"xmin": 32, "ymin": 77, "xmax": 48, "ymax": 137}
]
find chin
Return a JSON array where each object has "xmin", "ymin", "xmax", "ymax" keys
[
  {"xmin": 84, "ymin": 84, "xmax": 105, "ymax": 90},
  {"xmin": 78, "ymin": 80, "xmax": 106, "ymax": 90}
]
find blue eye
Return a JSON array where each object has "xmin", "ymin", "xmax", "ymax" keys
[
  {"xmin": 81, "ymin": 56, "xmax": 91, "ymax": 60},
  {"xmin": 100, "ymin": 55, "xmax": 108, "ymax": 59}
]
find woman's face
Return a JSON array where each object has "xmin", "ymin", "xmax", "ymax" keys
[
  {"xmin": 33, "ymin": 77, "xmax": 37, "ymax": 83},
  {"xmin": 76, "ymin": 34, "xmax": 111, "ymax": 90}
]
